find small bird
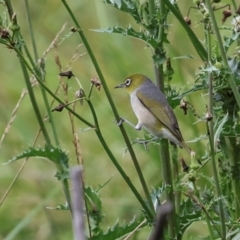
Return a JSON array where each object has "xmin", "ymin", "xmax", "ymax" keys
[{"xmin": 115, "ymin": 74, "xmax": 191, "ymax": 153}]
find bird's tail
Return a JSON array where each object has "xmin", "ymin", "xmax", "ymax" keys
[{"xmin": 181, "ymin": 141, "xmax": 192, "ymax": 154}]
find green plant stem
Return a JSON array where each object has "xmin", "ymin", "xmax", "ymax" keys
[
  {"xmin": 19, "ymin": 58, "xmax": 51, "ymax": 146},
  {"xmin": 148, "ymin": 0, "xmax": 155, "ymax": 19},
  {"xmin": 24, "ymin": 0, "xmax": 38, "ymax": 62},
  {"xmin": 192, "ymin": 182, "xmax": 215, "ymax": 240},
  {"xmin": 87, "ymin": 100, "xmax": 153, "ymax": 219},
  {"xmin": 5, "ymin": 0, "xmax": 71, "ymax": 213},
  {"xmin": 4, "ymin": 0, "xmax": 14, "ymax": 17},
  {"xmin": 160, "ymin": 140, "xmax": 176, "ymax": 238},
  {"xmin": 5, "ymin": 42, "xmax": 93, "ymax": 128},
  {"xmin": 14, "ymin": 47, "xmax": 94, "ymax": 128},
  {"xmin": 205, "ymin": 22, "xmax": 226, "ymax": 239},
  {"xmin": 164, "ymin": 0, "xmax": 207, "ymax": 61},
  {"xmin": 156, "ymin": 66, "xmax": 176, "ymax": 238},
  {"xmin": 172, "ymin": 147, "xmax": 180, "ymax": 215},
  {"xmin": 24, "ymin": 1, "xmax": 60, "ymax": 147},
  {"xmin": 207, "ymin": 94, "xmax": 226, "ymax": 239},
  {"xmin": 155, "ymin": 1, "xmax": 177, "ymax": 236},
  {"xmin": 41, "ymin": 84, "xmax": 60, "ymax": 146},
  {"xmin": 61, "ymin": 0, "xmax": 155, "ymax": 215},
  {"xmin": 231, "ymin": 0, "xmax": 237, "ymax": 13},
  {"xmin": 224, "ymin": 137, "xmax": 240, "ymax": 217},
  {"xmin": 205, "ymin": 0, "xmax": 240, "ymax": 109},
  {"xmin": 13, "ymin": 47, "xmax": 93, "ymax": 212},
  {"xmin": 18, "ymin": 49, "xmax": 71, "ymax": 210}
]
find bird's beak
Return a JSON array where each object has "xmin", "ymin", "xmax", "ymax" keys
[{"xmin": 114, "ymin": 83, "xmax": 125, "ymax": 89}]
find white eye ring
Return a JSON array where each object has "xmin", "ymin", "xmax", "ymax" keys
[{"xmin": 125, "ymin": 79, "xmax": 131, "ymax": 86}]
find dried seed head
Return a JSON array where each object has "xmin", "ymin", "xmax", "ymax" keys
[
  {"xmin": 222, "ymin": 9, "xmax": 232, "ymax": 24},
  {"xmin": 205, "ymin": 111, "xmax": 213, "ymax": 121},
  {"xmin": 184, "ymin": 16, "xmax": 191, "ymax": 26},
  {"xmin": 75, "ymin": 89, "xmax": 85, "ymax": 105},
  {"xmin": 188, "ymin": 170, "xmax": 196, "ymax": 182},
  {"xmin": 52, "ymin": 104, "xmax": 65, "ymax": 112},
  {"xmin": 71, "ymin": 27, "xmax": 77, "ymax": 32},
  {"xmin": 180, "ymin": 158, "xmax": 189, "ymax": 172},
  {"xmin": 59, "ymin": 71, "xmax": 74, "ymax": 79},
  {"xmin": 91, "ymin": 76, "xmax": 101, "ymax": 91},
  {"xmin": 180, "ymin": 99, "xmax": 188, "ymax": 115},
  {"xmin": 0, "ymin": 28, "xmax": 10, "ymax": 39},
  {"xmin": 55, "ymin": 56, "xmax": 62, "ymax": 70}
]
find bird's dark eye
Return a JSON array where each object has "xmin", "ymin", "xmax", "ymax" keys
[{"xmin": 125, "ymin": 79, "xmax": 131, "ymax": 86}]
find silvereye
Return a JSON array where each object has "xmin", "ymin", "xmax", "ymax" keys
[{"xmin": 115, "ymin": 74, "xmax": 191, "ymax": 153}]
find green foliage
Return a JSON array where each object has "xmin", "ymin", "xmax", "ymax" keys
[
  {"xmin": 103, "ymin": 0, "xmax": 169, "ymax": 49},
  {"xmin": 91, "ymin": 217, "xmax": 144, "ymax": 240},
  {"xmin": 6, "ymin": 145, "xmax": 68, "ymax": 166},
  {"xmin": 85, "ymin": 186, "xmax": 104, "ymax": 235},
  {"xmin": 178, "ymin": 199, "xmax": 202, "ymax": 238},
  {"xmin": 92, "ymin": 25, "xmax": 168, "ymax": 48},
  {"xmin": 6, "ymin": 145, "xmax": 70, "ymax": 180}
]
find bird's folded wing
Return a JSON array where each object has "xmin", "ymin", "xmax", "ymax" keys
[{"xmin": 137, "ymin": 91, "xmax": 183, "ymax": 141}]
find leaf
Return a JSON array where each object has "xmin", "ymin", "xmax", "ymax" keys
[
  {"xmin": 214, "ymin": 113, "xmax": 228, "ymax": 150},
  {"xmin": 85, "ymin": 186, "xmax": 104, "ymax": 235},
  {"xmin": 46, "ymin": 202, "xmax": 70, "ymax": 211},
  {"xmin": 104, "ymin": 0, "xmax": 141, "ymax": 23},
  {"xmin": 91, "ymin": 217, "xmax": 145, "ymax": 240},
  {"xmin": 202, "ymin": 65, "xmax": 220, "ymax": 73},
  {"xmin": 92, "ymin": 25, "xmax": 159, "ymax": 47},
  {"xmin": 228, "ymin": 57, "xmax": 240, "ymax": 83},
  {"xmin": 187, "ymin": 134, "xmax": 208, "ymax": 143},
  {"xmin": 227, "ymin": 228, "xmax": 240, "ymax": 240},
  {"xmin": 177, "ymin": 198, "xmax": 202, "ymax": 238},
  {"xmin": 5, "ymin": 145, "xmax": 69, "ymax": 169},
  {"xmin": 173, "ymin": 55, "xmax": 196, "ymax": 59},
  {"xmin": 109, "ymin": 0, "xmax": 122, "ymax": 8},
  {"xmin": 85, "ymin": 186, "xmax": 103, "ymax": 214},
  {"xmin": 223, "ymin": 32, "xmax": 240, "ymax": 50}
]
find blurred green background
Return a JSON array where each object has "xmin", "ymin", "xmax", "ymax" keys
[{"xmin": 0, "ymin": 0, "xmax": 232, "ymax": 239}]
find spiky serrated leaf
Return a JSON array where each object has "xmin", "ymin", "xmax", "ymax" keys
[
  {"xmin": 5, "ymin": 145, "xmax": 69, "ymax": 169},
  {"xmin": 173, "ymin": 55, "xmax": 196, "ymax": 59},
  {"xmin": 85, "ymin": 186, "xmax": 103, "ymax": 214},
  {"xmin": 177, "ymin": 199, "xmax": 202, "ymax": 238},
  {"xmin": 223, "ymin": 32, "xmax": 240, "ymax": 50},
  {"xmin": 202, "ymin": 65, "xmax": 220, "ymax": 73},
  {"xmin": 91, "ymin": 217, "xmax": 145, "ymax": 240},
  {"xmin": 104, "ymin": 0, "xmax": 141, "ymax": 23},
  {"xmin": 46, "ymin": 203, "xmax": 70, "ymax": 211},
  {"xmin": 214, "ymin": 113, "xmax": 228, "ymax": 150},
  {"xmin": 226, "ymin": 228, "xmax": 240, "ymax": 239},
  {"xmin": 85, "ymin": 186, "xmax": 104, "ymax": 235},
  {"xmin": 92, "ymin": 25, "xmax": 168, "ymax": 47},
  {"xmin": 228, "ymin": 57, "xmax": 240, "ymax": 83}
]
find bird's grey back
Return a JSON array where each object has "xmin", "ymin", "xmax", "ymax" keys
[{"xmin": 137, "ymin": 77, "xmax": 168, "ymax": 104}]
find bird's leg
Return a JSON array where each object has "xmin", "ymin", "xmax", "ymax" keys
[{"xmin": 117, "ymin": 117, "xmax": 141, "ymax": 130}]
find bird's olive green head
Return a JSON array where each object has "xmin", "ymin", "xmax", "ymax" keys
[{"xmin": 115, "ymin": 74, "xmax": 147, "ymax": 94}]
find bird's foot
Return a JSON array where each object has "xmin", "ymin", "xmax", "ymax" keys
[
  {"xmin": 116, "ymin": 117, "xmax": 125, "ymax": 126},
  {"xmin": 133, "ymin": 137, "xmax": 158, "ymax": 151}
]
